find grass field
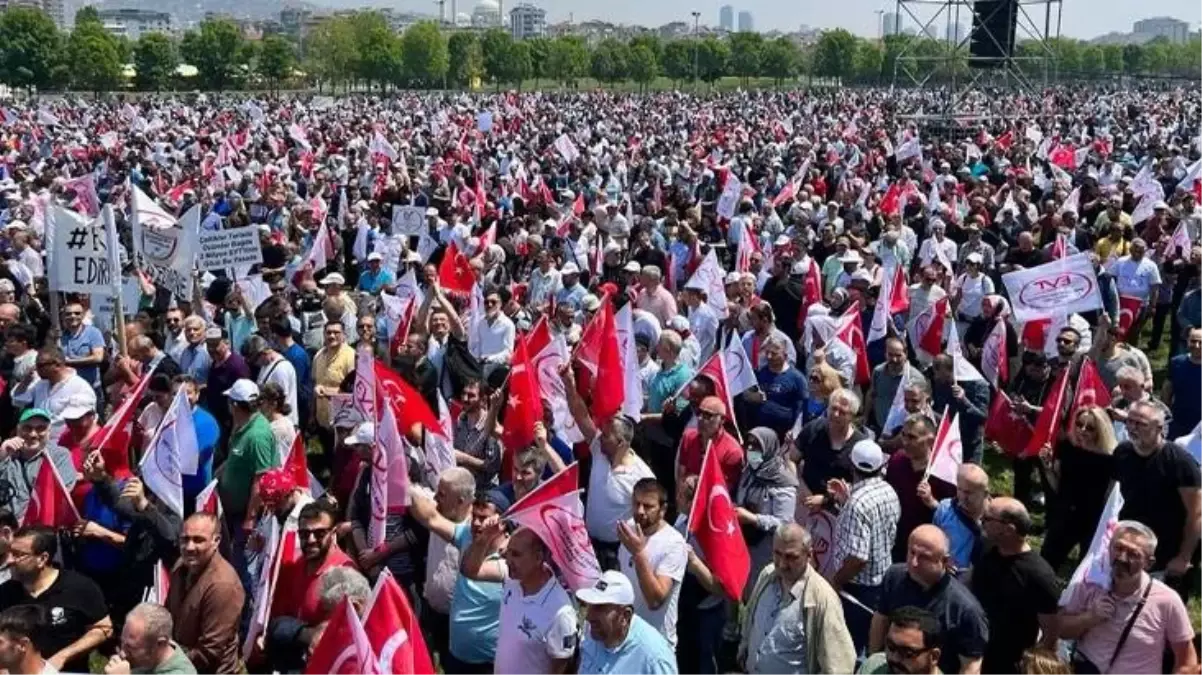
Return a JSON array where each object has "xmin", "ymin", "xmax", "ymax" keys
[{"xmin": 485, "ymin": 75, "xmax": 837, "ymax": 93}]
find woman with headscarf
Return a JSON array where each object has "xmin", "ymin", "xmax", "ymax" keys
[{"xmin": 734, "ymin": 427, "xmax": 799, "ymax": 590}]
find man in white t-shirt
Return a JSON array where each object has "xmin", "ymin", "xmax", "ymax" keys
[
  {"xmin": 617, "ymin": 478, "xmax": 688, "ymax": 648},
  {"xmin": 420, "ymin": 467, "xmax": 475, "ymax": 667},
  {"xmin": 1112, "ymin": 238, "xmax": 1163, "ymax": 340},
  {"xmin": 17, "ymin": 348, "xmax": 96, "ymax": 436},
  {"xmin": 244, "ymin": 336, "xmax": 299, "ymax": 425},
  {"xmin": 495, "ymin": 528, "xmax": 578, "ymax": 674}
]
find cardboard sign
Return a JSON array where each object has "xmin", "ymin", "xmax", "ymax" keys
[
  {"xmin": 197, "ymin": 227, "xmax": 264, "ymax": 271},
  {"xmin": 50, "ymin": 206, "xmax": 115, "ymax": 295}
]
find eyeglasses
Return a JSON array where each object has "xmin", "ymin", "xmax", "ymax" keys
[
  {"xmin": 1075, "ymin": 420, "xmax": 1096, "ymax": 433},
  {"xmin": 297, "ymin": 528, "xmax": 331, "ymax": 541},
  {"xmin": 885, "ymin": 639, "xmax": 931, "ymax": 659}
]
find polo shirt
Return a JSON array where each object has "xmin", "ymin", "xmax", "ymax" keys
[
  {"xmin": 877, "ymin": 563, "xmax": 989, "ymax": 675},
  {"xmin": 618, "ymin": 522, "xmax": 687, "ymax": 647},
  {"xmin": 357, "ymin": 267, "xmax": 395, "ymax": 293},
  {"xmin": 218, "ymin": 413, "xmax": 278, "ymax": 515},
  {"xmin": 174, "ymin": 343, "xmax": 211, "ymax": 383},
  {"xmin": 495, "ymin": 576, "xmax": 577, "ymax": 675},
  {"xmin": 646, "ymin": 362, "xmax": 693, "ymax": 413},
  {"xmin": 578, "ymin": 614, "xmax": 677, "ymax": 675},
  {"xmin": 449, "ymin": 522, "xmax": 504, "ymax": 665},
  {"xmin": 60, "ymin": 325, "xmax": 105, "ymax": 387},
  {"xmin": 930, "ymin": 499, "xmax": 980, "ymax": 571}
]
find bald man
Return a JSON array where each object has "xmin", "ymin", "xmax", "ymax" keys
[
  {"xmin": 969, "ymin": 498, "xmax": 1060, "ymax": 673},
  {"xmin": 0, "ymin": 303, "xmax": 19, "ymax": 330},
  {"xmin": 924, "ymin": 464, "xmax": 989, "ymax": 571},
  {"xmin": 871, "ymin": 525, "xmax": 989, "ymax": 675},
  {"xmin": 675, "ymin": 395, "xmax": 743, "ymax": 491}
]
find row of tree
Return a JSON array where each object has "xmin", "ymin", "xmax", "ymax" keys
[{"xmin": 0, "ymin": 6, "xmax": 1196, "ymax": 94}]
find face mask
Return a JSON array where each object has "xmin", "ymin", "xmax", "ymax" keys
[{"xmin": 746, "ymin": 450, "xmax": 764, "ymax": 469}]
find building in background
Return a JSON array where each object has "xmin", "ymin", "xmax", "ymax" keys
[
  {"xmin": 1132, "ymin": 17, "xmax": 1190, "ymax": 43},
  {"xmin": 96, "ymin": 7, "xmax": 171, "ymax": 38},
  {"xmin": 737, "ymin": 9, "xmax": 752, "ymax": 32},
  {"xmin": 509, "ymin": 2, "xmax": 543, "ymax": 39},
  {"xmin": 882, "ymin": 11, "xmax": 902, "ymax": 36},
  {"xmin": 718, "ymin": 4, "xmax": 732, "ymax": 31},
  {"xmin": 0, "ymin": 0, "xmax": 64, "ymax": 28},
  {"xmin": 471, "ymin": 0, "xmax": 501, "ymax": 27}
]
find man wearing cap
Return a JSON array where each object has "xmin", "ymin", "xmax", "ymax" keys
[
  {"xmin": 202, "ymin": 327, "xmax": 251, "ymax": 436},
  {"xmin": 740, "ymin": 524, "xmax": 856, "ymax": 674},
  {"xmin": 243, "ymin": 335, "xmax": 298, "ymax": 426},
  {"xmin": 576, "ymin": 570, "xmax": 677, "ymax": 674},
  {"xmin": 0, "ymin": 409, "xmax": 78, "ymax": 521},
  {"xmin": 827, "ymin": 439, "xmax": 901, "ymax": 654},
  {"xmin": 58, "ymin": 302, "xmax": 106, "ymax": 407},
  {"xmin": 217, "ymin": 380, "xmax": 279, "ymax": 539},
  {"xmin": 57, "ymin": 404, "xmax": 101, "ymax": 508},
  {"xmin": 358, "ymin": 252, "xmax": 395, "ymax": 294},
  {"xmin": 555, "ymin": 262, "xmax": 588, "ymax": 310},
  {"xmin": 318, "ymin": 273, "xmax": 357, "ymax": 327},
  {"xmin": 634, "ymin": 266, "xmax": 677, "ymax": 327},
  {"xmin": 18, "ymin": 347, "xmax": 96, "ymax": 435}
]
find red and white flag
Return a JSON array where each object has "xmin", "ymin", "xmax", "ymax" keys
[
  {"xmin": 868, "ymin": 263, "xmax": 904, "ymax": 343},
  {"xmin": 688, "ymin": 443, "xmax": 751, "ymax": 600},
  {"xmin": 288, "ymin": 123, "xmax": 311, "ymax": 152},
  {"xmin": 614, "ymin": 305, "xmax": 644, "ymax": 422},
  {"xmin": 195, "ymin": 479, "xmax": 222, "ymax": 518},
  {"xmin": 304, "ymin": 598, "xmax": 379, "ymax": 674},
  {"xmin": 1167, "ymin": 220, "xmax": 1193, "ymax": 259},
  {"xmin": 946, "ymin": 324, "xmax": 984, "ymax": 383},
  {"xmin": 984, "ymin": 391, "xmax": 1035, "ymax": 458},
  {"xmin": 374, "ymin": 360, "xmax": 446, "ymax": 438},
  {"xmin": 90, "ymin": 365, "xmax": 158, "ymax": 466},
  {"xmin": 685, "ymin": 250, "xmax": 729, "ymax": 319},
  {"xmin": 369, "ymin": 404, "xmax": 403, "ymax": 549},
  {"xmin": 1117, "ymin": 295, "xmax": 1143, "ymax": 341},
  {"xmin": 63, "ymin": 175, "xmax": 100, "ymax": 217},
  {"xmin": 363, "ymin": 569, "xmax": 435, "ymax": 674},
  {"xmin": 834, "ymin": 302, "xmax": 871, "ymax": 386},
  {"xmin": 1069, "ymin": 357, "xmax": 1112, "ymax": 421},
  {"xmin": 1051, "ymin": 233, "xmax": 1068, "ymax": 260},
  {"xmin": 1060, "ymin": 484, "xmax": 1124, "ymax": 606},
  {"xmin": 911, "ymin": 296, "xmax": 949, "ymax": 358},
  {"xmin": 529, "ymin": 320, "xmax": 584, "ymax": 444},
  {"xmin": 22, "ymin": 457, "xmax": 79, "ymax": 528},
  {"xmin": 924, "ymin": 407, "xmax": 962, "ymax": 486},
  {"xmin": 735, "ymin": 219, "xmax": 762, "ymax": 274},
  {"xmin": 437, "ymin": 241, "xmax": 475, "ymax": 295},
  {"xmin": 981, "ymin": 320, "xmax": 1009, "ymax": 388},
  {"xmin": 573, "ymin": 296, "xmax": 624, "ymax": 422},
  {"xmin": 241, "ymin": 516, "xmax": 280, "ymax": 660},
  {"xmin": 506, "ymin": 464, "xmax": 602, "ymax": 591},
  {"xmin": 500, "ymin": 336, "xmax": 543, "ymax": 481},
  {"xmin": 140, "ymin": 387, "xmax": 197, "ymax": 517},
  {"xmin": 1024, "ymin": 366, "xmax": 1070, "ymax": 456},
  {"xmin": 370, "ymin": 132, "xmax": 399, "ymax": 162},
  {"xmin": 422, "ymin": 392, "xmax": 456, "ymax": 483},
  {"xmin": 284, "ymin": 433, "xmax": 312, "ymax": 494}
]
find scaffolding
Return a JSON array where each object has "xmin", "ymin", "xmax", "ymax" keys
[{"xmin": 888, "ymin": 0, "xmax": 1063, "ymax": 121}]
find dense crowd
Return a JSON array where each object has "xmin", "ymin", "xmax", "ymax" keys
[{"xmin": 0, "ymin": 84, "xmax": 1193, "ymax": 675}]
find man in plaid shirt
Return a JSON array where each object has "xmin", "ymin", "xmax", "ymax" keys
[{"xmin": 824, "ymin": 439, "xmax": 901, "ymax": 656}]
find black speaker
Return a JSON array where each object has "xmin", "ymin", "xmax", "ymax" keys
[{"xmin": 968, "ymin": 0, "xmax": 1017, "ymax": 68}]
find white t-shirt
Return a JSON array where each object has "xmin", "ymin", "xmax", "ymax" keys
[
  {"xmin": 28, "ymin": 373, "xmax": 96, "ymax": 435},
  {"xmin": 257, "ymin": 356, "xmax": 299, "ymax": 425},
  {"xmin": 1113, "ymin": 256, "xmax": 1162, "ymax": 302},
  {"xmin": 618, "ymin": 522, "xmax": 688, "ymax": 647},
  {"xmin": 494, "ymin": 575, "xmax": 578, "ymax": 675},
  {"xmin": 953, "ymin": 273, "xmax": 994, "ymax": 318},
  {"xmin": 585, "ymin": 442, "xmax": 655, "ymax": 543},
  {"xmin": 424, "ymin": 517, "xmax": 467, "ymax": 615}
]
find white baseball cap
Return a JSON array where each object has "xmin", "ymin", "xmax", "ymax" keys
[
  {"xmin": 575, "ymin": 570, "xmax": 635, "ymax": 606},
  {"xmin": 348, "ymin": 421, "xmax": 375, "ymax": 443},
  {"xmin": 61, "ymin": 404, "xmax": 94, "ymax": 421},
  {"xmin": 224, "ymin": 379, "xmax": 260, "ymax": 403},
  {"xmin": 320, "ymin": 273, "xmax": 346, "ymax": 286},
  {"xmin": 367, "ymin": 252, "xmax": 383, "ymax": 262},
  {"xmin": 561, "ymin": 262, "xmax": 580, "ymax": 275},
  {"xmin": 851, "ymin": 440, "xmax": 886, "ymax": 473}
]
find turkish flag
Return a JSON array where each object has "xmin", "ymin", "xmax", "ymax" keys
[
  {"xmin": 284, "ymin": 434, "xmax": 311, "ymax": 491},
  {"xmin": 1117, "ymin": 295, "xmax": 1143, "ymax": 341},
  {"xmin": 919, "ymin": 297, "xmax": 949, "ymax": 356},
  {"xmin": 573, "ymin": 296, "xmax": 624, "ymax": 422},
  {"xmin": 1024, "ymin": 366, "xmax": 1070, "ymax": 457},
  {"xmin": 363, "ymin": 569, "xmax": 435, "ymax": 675},
  {"xmin": 688, "ymin": 442, "xmax": 751, "ymax": 600},
  {"xmin": 835, "ymin": 302, "xmax": 871, "ymax": 386},
  {"xmin": 797, "ymin": 258, "xmax": 823, "ymax": 334},
  {"xmin": 304, "ymin": 598, "xmax": 378, "ymax": 674},
  {"xmin": 195, "ymin": 479, "xmax": 223, "ymax": 518},
  {"xmin": 500, "ymin": 336, "xmax": 543, "ymax": 481},
  {"xmin": 88, "ymin": 365, "xmax": 157, "ymax": 476},
  {"xmin": 984, "ymin": 391, "xmax": 1035, "ymax": 458},
  {"xmin": 994, "ymin": 130, "xmax": 1014, "ymax": 151},
  {"xmin": 888, "ymin": 263, "xmax": 910, "ymax": 314},
  {"xmin": 771, "ymin": 180, "xmax": 797, "ymax": 208},
  {"xmin": 572, "ymin": 192, "xmax": 585, "ymax": 216},
  {"xmin": 373, "ymin": 362, "xmax": 446, "ymax": 438},
  {"xmin": 387, "ymin": 297, "xmax": 417, "ymax": 361},
  {"xmin": 437, "ymin": 241, "xmax": 475, "ymax": 295},
  {"xmin": 509, "ymin": 463, "xmax": 581, "ymax": 513},
  {"xmin": 23, "ymin": 458, "xmax": 79, "ymax": 528},
  {"xmin": 880, "ymin": 182, "xmax": 904, "ymax": 217},
  {"xmin": 1021, "ymin": 318, "xmax": 1052, "ymax": 352},
  {"xmin": 981, "ymin": 320, "xmax": 1009, "ymax": 388},
  {"xmin": 1069, "ymin": 357, "xmax": 1112, "ymax": 422}
]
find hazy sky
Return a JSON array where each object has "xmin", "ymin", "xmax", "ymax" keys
[{"xmin": 418, "ymin": 0, "xmax": 1198, "ymax": 40}]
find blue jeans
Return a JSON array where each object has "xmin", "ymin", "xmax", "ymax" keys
[{"xmin": 841, "ymin": 582, "xmax": 881, "ymax": 658}]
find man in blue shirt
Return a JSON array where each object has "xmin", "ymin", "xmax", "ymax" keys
[
  {"xmin": 59, "ymin": 302, "xmax": 106, "ymax": 404},
  {"xmin": 1164, "ymin": 326, "xmax": 1201, "ymax": 438},
  {"xmin": 357, "ymin": 252, "xmax": 395, "ymax": 294},
  {"xmin": 925, "ymin": 463, "xmax": 989, "ymax": 573},
  {"xmin": 577, "ymin": 570, "xmax": 678, "ymax": 674},
  {"xmin": 175, "ymin": 375, "xmax": 220, "ymax": 508}
]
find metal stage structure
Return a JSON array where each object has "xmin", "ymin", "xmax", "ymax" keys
[{"xmin": 889, "ymin": 0, "xmax": 1063, "ymax": 123}]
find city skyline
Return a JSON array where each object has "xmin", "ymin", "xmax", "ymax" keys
[{"xmin": 360, "ymin": 0, "xmax": 1197, "ymax": 40}]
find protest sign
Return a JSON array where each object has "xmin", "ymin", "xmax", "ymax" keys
[
  {"xmin": 198, "ymin": 227, "xmax": 264, "ymax": 271},
  {"xmin": 92, "ymin": 277, "xmax": 142, "ymax": 331},
  {"xmin": 716, "ymin": 177, "xmax": 741, "ymax": 219},
  {"xmin": 391, "ymin": 205, "xmax": 426, "ymax": 237},
  {"xmin": 132, "ymin": 193, "xmax": 196, "ymax": 300},
  {"xmin": 1001, "ymin": 252, "xmax": 1102, "ymax": 323},
  {"xmin": 50, "ymin": 206, "xmax": 114, "ymax": 295},
  {"xmin": 477, "ymin": 111, "xmax": 493, "ymax": 132}
]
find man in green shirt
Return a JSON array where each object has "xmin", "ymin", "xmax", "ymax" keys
[
  {"xmin": 104, "ymin": 603, "xmax": 197, "ymax": 674},
  {"xmin": 216, "ymin": 379, "xmax": 279, "ymax": 534}
]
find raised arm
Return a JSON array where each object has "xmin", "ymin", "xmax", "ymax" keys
[{"xmin": 559, "ymin": 364, "xmax": 597, "ymax": 442}]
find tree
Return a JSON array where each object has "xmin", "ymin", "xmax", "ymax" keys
[
  {"xmin": 525, "ymin": 36, "xmax": 551, "ymax": 81},
  {"xmin": 67, "ymin": 16, "xmax": 122, "ymax": 93},
  {"xmin": 480, "ymin": 28, "xmax": 513, "ymax": 88},
  {"xmin": 502, "ymin": 40, "xmax": 532, "ymax": 89},
  {"xmin": 661, "ymin": 39, "xmax": 693, "ymax": 84},
  {"xmin": 1079, "ymin": 44, "xmax": 1105, "ymax": 78},
  {"xmin": 853, "ymin": 39, "xmax": 883, "ymax": 82},
  {"xmin": 257, "ymin": 35, "xmax": 295, "ymax": 92},
  {"xmin": 759, "ymin": 37, "xmax": 797, "ymax": 86},
  {"xmin": 447, "ymin": 31, "xmax": 483, "ymax": 88},
  {"xmin": 305, "ymin": 16, "xmax": 358, "ymax": 93},
  {"xmin": 626, "ymin": 44, "xmax": 657, "ymax": 92},
  {"xmin": 812, "ymin": 28, "xmax": 858, "ymax": 80},
  {"xmin": 590, "ymin": 38, "xmax": 628, "ymax": 85},
  {"xmin": 695, "ymin": 36, "xmax": 729, "ymax": 85},
  {"xmin": 74, "ymin": 5, "xmax": 100, "ymax": 26},
  {"xmin": 180, "ymin": 18, "xmax": 247, "ymax": 90},
  {"xmin": 545, "ymin": 36, "xmax": 589, "ymax": 87},
  {"xmin": 727, "ymin": 31, "xmax": 763, "ymax": 85},
  {"xmin": 134, "ymin": 32, "xmax": 177, "ymax": 91},
  {"xmin": 0, "ymin": 7, "xmax": 61, "ymax": 91},
  {"xmin": 349, "ymin": 12, "xmax": 401, "ymax": 90},
  {"xmin": 1122, "ymin": 43, "xmax": 1145, "ymax": 74},
  {"xmin": 400, "ymin": 21, "xmax": 448, "ymax": 87},
  {"xmin": 628, "ymin": 35, "xmax": 662, "ymax": 64}
]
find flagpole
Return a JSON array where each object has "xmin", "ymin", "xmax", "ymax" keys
[{"xmin": 102, "ymin": 204, "xmax": 128, "ymax": 356}]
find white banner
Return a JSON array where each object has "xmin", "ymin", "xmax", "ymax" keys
[
  {"xmin": 716, "ymin": 177, "xmax": 741, "ymax": 220},
  {"xmin": 1001, "ymin": 252, "xmax": 1103, "ymax": 323},
  {"xmin": 50, "ymin": 206, "xmax": 115, "ymax": 295},
  {"xmin": 197, "ymin": 227, "xmax": 264, "ymax": 271},
  {"xmin": 132, "ymin": 194, "xmax": 196, "ymax": 300},
  {"xmin": 390, "ymin": 205, "xmax": 426, "ymax": 236}
]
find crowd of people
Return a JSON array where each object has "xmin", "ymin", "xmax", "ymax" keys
[{"xmin": 0, "ymin": 83, "xmax": 1193, "ymax": 675}]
